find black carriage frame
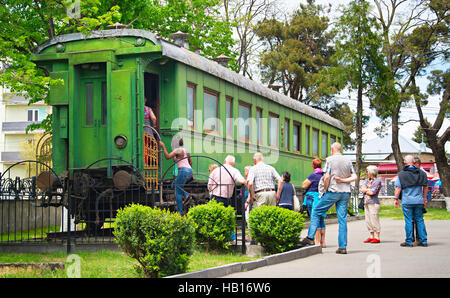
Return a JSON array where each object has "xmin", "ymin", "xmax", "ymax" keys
[{"xmin": 0, "ymin": 155, "xmax": 248, "ymax": 254}]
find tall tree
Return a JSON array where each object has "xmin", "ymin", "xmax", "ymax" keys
[
  {"xmin": 255, "ymin": 0, "xmax": 336, "ymax": 103},
  {"xmin": 222, "ymin": 0, "xmax": 279, "ymax": 78},
  {"xmin": 333, "ymin": 0, "xmax": 392, "ymax": 192},
  {"xmin": 254, "ymin": 0, "xmax": 356, "ymax": 148},
  {"xmin": 372, "ymin": 0, "xmax": 449, "ymax": 195},
  {"xmin": 414, "ymin": 68, "xmax": 449, "ymax": 196}
]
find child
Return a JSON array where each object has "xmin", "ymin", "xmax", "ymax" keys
[{"xmin": 276, "ymin": 172, "xmax": 295, "ymax": 210}]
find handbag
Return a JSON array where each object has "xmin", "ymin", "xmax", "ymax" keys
[
  {"xmin": 358, "ymin": 197, "xmax": 365, "ymax": 210},
  {"xmin": 292, "ymin": 184, "xmax": 300, "ymax": 212}
]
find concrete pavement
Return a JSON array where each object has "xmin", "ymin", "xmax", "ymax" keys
[{"xmin": 223, "ymin": 218, "xmax": 450, "ymax": 278}]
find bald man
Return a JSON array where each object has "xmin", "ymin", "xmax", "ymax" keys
[{"xmin": 247, "ymin": 152, "xmax": 282, "ymax": 208}]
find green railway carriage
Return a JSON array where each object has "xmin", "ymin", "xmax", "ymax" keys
[
  {"xmin": 31, "ymin": 28, "xmax": 344, "ymax": 224},
  {"xmin": 32, "ymin": 28, "xmax": 344, "ymax": 186}
]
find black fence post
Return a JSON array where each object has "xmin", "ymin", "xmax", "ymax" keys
[
  {"xmin": 67, "ymin": 179, "xmax": 71, "ymax": 254},
  {"xmin": 241, "ymin": 185, "xmax": 246, "ymax": 255}
]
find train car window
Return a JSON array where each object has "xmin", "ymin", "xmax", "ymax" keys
[
  {"xmin": 330, "ymin": 134, "xmax": 336, "ymax": 146},
  {"xmin": 284, "ymin": 118, "xmax": 290, "ymax": 151},
  {"xmin": 101, "ymin": 81, "xmax": 107, "ymax": 125},
  {"xmin": 293, "ymin": 122, "xmax": 301, "ymax": 153},
  {"xmin": 305, "ymin": 125, "xmax": 310, "ymax": 155},
  {"xmin": 238, "ymin": 102, "xmax": 250, "ymax": 141},
  {"xmin": 322, "ymin": 132, "xmax": 328, "ymax": 157},
  {"xmin": 85, "ymin": 82, "xmax": 94, "ymax": 126},
  {"xmin": 203, "ymin": 89, "xmax": 219, "ymax": 133},
  {"xmin": 226, "ymin": 97, "xmax": 233, "ymax": 137},
  {"xmin": 256, "ymin": 108, "xmax": 262, "ymax": 144},
  {"xmin": 269, "ymin": 113, "xmax": 279, "ymax": 147},
  {"xmin": 187, "ymin": 84, "xmax": 195, "ymax": 129},
  {"xmin": 312, "ymin": 128, "xmax": 319, "ymax": 156}
]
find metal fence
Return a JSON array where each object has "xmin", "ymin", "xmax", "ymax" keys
[{"xmin": 0, "ymin": 157, "xmax": 249, "ymax": 254}]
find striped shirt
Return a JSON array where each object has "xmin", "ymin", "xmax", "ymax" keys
[{"xmin": 247, "ymin": 162, "xmax": 281, "ymax": 193}]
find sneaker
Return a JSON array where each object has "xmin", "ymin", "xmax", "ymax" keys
[
  {"xmin": 300, "ymin": 237, "xmax": 315, "ymax": 247},
  {"xmin": 416, "ymin": 242, "xmax": 428, "ymax": 247},
  {"xmin": 336, "ymin": 248, "xmax": 347, "ymax": 254},
  {"xmin": 371, "ymin": 239, "xmax": 380, "ymax": 244},
  {"xmin": 364, "ymin": 238, "xmax": 374, "ymax": 243},
  {"xmin": 400, "ymin": 242, "xmax": 413, "ymax": 247}
]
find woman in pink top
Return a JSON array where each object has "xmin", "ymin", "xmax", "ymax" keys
[{"xmin": 159, "ymin": 137, "xmax": 193, "ymax": 215}]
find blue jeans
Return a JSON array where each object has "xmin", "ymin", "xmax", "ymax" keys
[
  {"xmin": 402, "ymin": 204, "xmax": 427, "ymax": 245},
  {"xmin": 307, "ymin": 192, "xmax": 350, "ymax": 249},
  {"xmin": 172, "ymin": 167, "xmax": 193, "ymax": 214}
]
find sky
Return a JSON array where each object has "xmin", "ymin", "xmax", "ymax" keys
[{"xmin": 277, "ymin": 0, "xmax": 449, "ymax": 153}]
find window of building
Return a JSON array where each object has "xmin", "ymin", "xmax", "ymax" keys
[
  {"xmin": 101, "ymin": 81, "xmax": 107, "ymax": 125},
  {"xmin": 293, "ymin": 122, "xmax": 301, "ymax": 153},
  {"xmin": 203, "ymin": 89, "xmax": 218, "ymax": 133},
  {"xmin": 27, "ymin": 109, "xmax": 40, "ymax": 122},
  {"xmin": 238, "ymin": 102, "xmax": 251, "ymax": 141},
  {"xmin": 85, "ymin": 83, "xmax": 93, "ymax": 126},
  {"xmin": 256, "ymin": 108, "xmax": 262, "ymax": 144},
  {"xmin": 312, "ymin": 128, "xmax": 319, "ymax": 156},
  {"xmin": 269, "ymin": 113, "xmax": 279, "ymax": 147},
  {"xmin": 187, "ymin": 83, "xmax": 195, "ymax": 129},
  {"xmin": 322, "ymin": 132, "xmax": 328, "ymax": 157},
  {"xmin": 226, "ymin": 97, "xmax": 233, "ymax": 137},
  {"xmin": 305, "ymin": 125, "xmax": 310, "ymax": 155},
  {"xmin": 284, "ymin": 118, "xmax": 290, "ymax": 151}
]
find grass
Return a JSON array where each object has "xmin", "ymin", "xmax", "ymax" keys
[
  {"xmin": 0, "ymin": 225, "xmax": 60, "ymax": 242},
  {"xmin": 360, "ymin": 205, "xmax": 450, "ymax": 221},
  {"xmin": 0, "ymin": 249, "xmax": 259, "ymax": 278}
]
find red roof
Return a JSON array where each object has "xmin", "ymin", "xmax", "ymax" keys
[{"xmin": 377, "ymin": 163, "xmax": 434, "ymax": 173}]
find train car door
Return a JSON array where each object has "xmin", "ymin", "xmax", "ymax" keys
[
  {"xmin": 144, "ymin": 73, "xmax": 159, "ymax": 133},
  {"xmin": 78, "ymin": 65, "xmax": 107, "ymax": 168}
]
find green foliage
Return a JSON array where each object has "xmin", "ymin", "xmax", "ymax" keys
[
  {"xmin": 187, "ymin": 200, "xmax": 236, "ymax": 251},
  {"xmin": 256, "ymin": 0, "xmax": 336, "ymax": 104},
  {"xmin": 0, "ymin": 0, "xmax": 235, "ymax": 133},
  {"xmin": 113, "ymin": 204, "xmax": 195, "ymax": 278},
  {"xmin": 248, "ymin": 206, "xmax": 304, "ymax": 254}
]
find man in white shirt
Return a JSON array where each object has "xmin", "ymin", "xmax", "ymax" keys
[{"xmin": 247, "ymin": 152, "xmax": 282, "ymax": 208}]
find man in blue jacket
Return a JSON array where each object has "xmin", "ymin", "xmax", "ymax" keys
[{"xmin": 394, "ymin": 155, "xmax": 429, "ymax": 247}]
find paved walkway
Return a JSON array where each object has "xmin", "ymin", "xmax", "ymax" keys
[{"xmin": 224, "ymin": 218, "xmax": 450, "ymax": 278}]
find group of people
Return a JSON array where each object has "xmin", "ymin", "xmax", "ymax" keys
[{"xmin": 158, "ymin": 137, "xmax": 430, "ymax": 252}]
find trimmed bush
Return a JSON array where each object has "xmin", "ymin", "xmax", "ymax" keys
[
  {"xmin": 248, "ymin": 206, "xmax": 304, "ymax": 254},
  {"xmin": 113, "ymin": 204, "xmax": 195, "ymax": 278},
  {"xmin": 187, "ymin": 200, "xmax": 236, "ymax": 250}
]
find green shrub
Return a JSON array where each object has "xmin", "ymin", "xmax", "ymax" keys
[
  {"xmin": 248, "ymin": 206, "xmax": 304, "ymax": 254},
  {"xmin": 113, "ymin": 204, "xmax": 195, "ymax": 278},
  {"xmin": 187, "ymin": 200, "xmax": 236, "ymax": 251}
]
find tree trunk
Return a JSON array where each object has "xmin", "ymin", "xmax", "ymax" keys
[
  {"xmin": 391, "ymin": 102, "xmax": 404, "ymax": 172},
  {"xmin": 355, "ymin": 83, "xmax": 363, "ymax": 194},
  {"xmin": 427, "ymin": 136, "xmax": 450, "ymax": 197}
]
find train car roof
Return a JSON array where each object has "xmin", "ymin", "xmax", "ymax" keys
[{"xmin": 34, "ymin": 29, "xmax": 345, "ymax": 131}]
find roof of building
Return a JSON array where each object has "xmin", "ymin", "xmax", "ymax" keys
[{"xmin": 345, "ymin": 134, "xmax": 432, "ymax": 162}]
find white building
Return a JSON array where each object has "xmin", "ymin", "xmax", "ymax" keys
[{"xmin": 0, "ymin": 85, "xmax": 51, "ymax": 178}]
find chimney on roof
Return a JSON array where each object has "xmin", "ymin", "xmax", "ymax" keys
[
  {"xmin": 268, "ymin": 83, "xmax": 283, "ymax": 92},
  {"xmin": 168, "ymin": 31, "xmax": 191, "ymax": 49},
  {"xmin": 214, "ymin": 54, "xmax": 232, "ymax": 67},
  {"xmin": 107, "ymin": 22, "xmax": 127, "ymax": 30}
]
